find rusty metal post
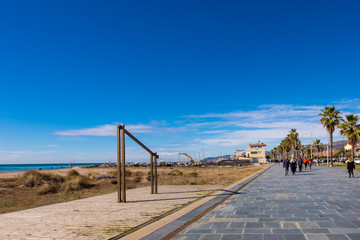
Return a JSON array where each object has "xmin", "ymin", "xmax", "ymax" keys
[
  {"xmin": 150, "ymin": 153, "xmax": 154, "ymax": 194},
  {"xmin": 154, "ymin": 152, "xmax": 158, "ymax": 194},
  {"xmin": 117, "ymin": 125, "xmax": 121, "ymax": 203},
  {"xmin": 120, "ymin": 124, "xmax": 126, "ymax": 203}
]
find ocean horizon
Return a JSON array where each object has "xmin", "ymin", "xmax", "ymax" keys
[{"xmin": 0, "ymin": 163, "xmax": 108, "ymax": 172}]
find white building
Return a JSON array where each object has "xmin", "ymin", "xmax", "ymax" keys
[
  {"xmin": 235, "ymin": 150, "xmax": 248, "ymax": 158},
  {"xmin": 249, "ymin": 142, "xmax": 267, "ymax": 163}
]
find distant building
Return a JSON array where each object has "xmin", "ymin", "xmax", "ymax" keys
[
  {"xmin": 345, "ymin": 143, "xmax": 360, "ymax": 151},
  {"xmin": 249, "ymin": 142, "xmax": 267, "ymax": 163},
  {"xmin": 235, "ymin": 150, "xmax": 248, "ymax": 157},
  {"xmin": 356, "ymin": 147, "xmax": 360, "ymax": 157}
]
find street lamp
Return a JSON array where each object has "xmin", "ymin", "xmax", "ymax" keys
[{"xmin": 311, "ymin": 126, "xmax": 316, "ymax": 160}]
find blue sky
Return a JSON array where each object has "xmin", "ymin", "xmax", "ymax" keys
[{"xmin": 0, "ymin": 1, "xmax": 359, "ymax": 163}]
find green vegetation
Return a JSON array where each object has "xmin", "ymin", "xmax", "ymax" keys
[
  {"xmin": 319, "ymin": 106, "xmax": 342, "ymax": 167},
  {"xmin": 339, "ymin": 114, "xmax": 360, "ymax": 161}
]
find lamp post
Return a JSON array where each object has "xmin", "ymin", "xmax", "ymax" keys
[
  {"xmin": 311, "ymin": 126, "xmax": 316, "ymax": 160},
  {"xmin": 327, "ymin": 132, "xmax": 329, "ymax": 167}
]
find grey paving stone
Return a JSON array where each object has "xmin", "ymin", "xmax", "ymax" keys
[
  {"xmin": 329, "ymin": 228, "xmax": 360, "ymax": 234},
  {"xmin": 283, "ymin": 234, "xmax": 306, "ymax": 240},
  {"xmin": 263, "ymin": 234, "xmax": 285, "ymax": 240},
  {"xmin": 245, "ymin": 222, "xmax": 264, "ymax": 228},
  {"xmin": 302, "ymin": 229, "xmax": 330, "ymax": 233},
  {"xmin": 244, "ymin": 228, "xmax": 271, "ymax": 234},
  {"xmin": 171, "ymin": 233, "xmax": 202, "ymax": 240},
  {"xmin": 185, "ymin": 229, "xmax": 214, "ymax": 234},
  {"xmin": 346, "ymin": 233, "xmax": 360, "ymax": 240},
  {"xmin": 199, "ymin": 234, "xmax": 222, "ymax": 240},
  {"xmin": 317, "ymin": 222, "xmax": 337, "ymax": 228},
  {"xmin": 326, "ymin": 234, "xmax": 350, "ymax": 240},
  {"xmin": 264, "ymin": 221, "xmax": 281, "ymax": 228},
  {"xmin": 272, "ymin": 229, "xmax": 302, "ymax": 234},
  {"xmin": 229, "ymin": 222, "xmax": 246, "ymax": 228},
  {"xmin": 304, "ymin": 234, "xmax": 328, "ymax": 240},
  {"xmin": 221, "ymin": 234, "xmax": 243, "ymax": 240},
  {"xmin": 215, "ymin": 228, "xmax": 243, "ymax": 234},
  {"xmin": 211, "ymin": 222, "xmax": 230, "ymax": 229},
  {"xmin": 242, "ymin": 234, "xmax": 263, "ymax": 240},
  {"xmin": 334, "ymin": 222, "xmax": 356, "ymax": 228}
]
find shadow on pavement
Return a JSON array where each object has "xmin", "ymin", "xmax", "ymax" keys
[{"xmin": 128, "ymin": 189, "xmax": 244, "ymax": 203}]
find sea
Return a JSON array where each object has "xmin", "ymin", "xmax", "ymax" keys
[{"xmin": 0, "ymin": 163, "xmax": 105, "ymax": 172}]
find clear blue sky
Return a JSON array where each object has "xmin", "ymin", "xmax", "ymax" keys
[{"xmin": 1, "ymin": 1, "xmax": 359, "ymax": 163}]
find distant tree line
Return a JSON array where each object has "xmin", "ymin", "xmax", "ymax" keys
[{"xmin": 269, "ymin": 106, "xmax": 360, "ymax": 167}]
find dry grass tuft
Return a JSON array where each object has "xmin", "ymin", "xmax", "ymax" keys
[
  {"xmin": 168, "ymin": 170, "xmax": 183, "ymax": 176},
  {"xmin": 17, "ymin": 170, "xmax": 64, "ymax": 188},
  {"xmin": 67, "ymin": 169, "xmax": 80, "ymax": 179},
  {"xmin": 63, "ymin": 175, "xmax": 93, "ymax": 193},
  {"xmin": 37, "ymin": 182, "xmax": 59, "ymax": 195}
]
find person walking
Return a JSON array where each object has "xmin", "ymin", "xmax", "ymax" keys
[
  {"xmin": 309, "ymin": 159, "xmax": 312, "ymax": 170},
  {"xmin": 290, "ymin": 158, "xmax": 297, "ymax": 175},
  {"xmin": 304, "ymin": 157, "xmax": 308, "ymax": 170},
  {"xmin": 347, "ymin": 157, "xmax": 355, "ymax": 178},
  {"xmin": 298, "ymin": 157, "xmax": 303, "ymax": 172},
  {"xmin": 283, "ymin": 157, "xmax": 290, "ymax": 176}
]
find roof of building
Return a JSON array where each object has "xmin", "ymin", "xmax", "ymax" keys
[{"xmin": 249, "ymin": 143, "xmax": 266, "ymax": 146}]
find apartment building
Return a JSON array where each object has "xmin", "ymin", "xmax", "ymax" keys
[{"xmin": 249, "ymin": 142, "xmax": 267, "ymax": 163}]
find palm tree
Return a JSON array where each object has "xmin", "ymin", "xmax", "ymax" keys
[
  {"xmin": 338, "ymin": 114, "xmax": 360, "ymax": 161},
  {"xmin": 276, "ymin": 145, "xmax": 284, "ymax": 161},
  {"xmin": 294, "ymin": 140, "xmax": 302, "ymax": 159},
  {"xmin": 300, "ymin": 144, "xmax": 306, "ymax": 158},
  {"xmin": 306, "ymin": 146, "xmax": 311, "ymax": 157},
  {"xmin": 281, "ymin": 138, "xmax": 291, "ymax": 159},
  {"xmin": 287, "ymin": 129, "xmax": 300, "ymax": 158},
  {"xmin": 319, "ymin": 106, "xmax": 342, "ymax": 167},
  {"xmin": 313, "ymin": 139, "xmax": 323, "ymax": 160}
]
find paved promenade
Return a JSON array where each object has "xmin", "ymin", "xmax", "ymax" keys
[
  {"xmin": 0, "ymin": 185, "xmax": 221, "ymax": 240},
  {"xmin": 172, "ymin": 165, "xmax": 360, "ymax": 240}
]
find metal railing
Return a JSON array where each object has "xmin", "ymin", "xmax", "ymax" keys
[{"xmin": 117, "ymin": 124, "xmax": 159, "ymax": 203}]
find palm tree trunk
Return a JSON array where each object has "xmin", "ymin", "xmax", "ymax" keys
[
  {"xmin": 352, "ymin": 144, "xmax": 355, "ymax": 161},
  {"xmin": 330, "ymin": 132, "xmax": 333, "ymax": 167}
]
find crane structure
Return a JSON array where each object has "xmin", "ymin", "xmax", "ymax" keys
[{"xmin": 178, "ymin": 153, "xmax": 194, "ymax": 164}]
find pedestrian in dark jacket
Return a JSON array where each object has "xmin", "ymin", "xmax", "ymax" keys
[
  {"xmin": 290, "ymin": 158, "xmax": 297, "ymax": 175},
  {"xmin": 298, "ymin": 158, "xmax": 303, "ymax": 172},
  {"xmin": 283, "ymin": 158, "xmax": 290, "ymax": 176},
  {"xmin": 347, "ymin": 157, "xmax": 355, "ymax": 178}
]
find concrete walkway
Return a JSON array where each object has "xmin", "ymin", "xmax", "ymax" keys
[
  {"xmin": 0, "ymin": 185, "xmax": 221, "ymax": 240},
  {"xmin": 171, "ymin": 165, "xmax": 360, "ymax": 240}
]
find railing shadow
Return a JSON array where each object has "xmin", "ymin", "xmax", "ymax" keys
[{"xmin": 128, "ymin": 189, "xmax": 244, "ymax": 203}]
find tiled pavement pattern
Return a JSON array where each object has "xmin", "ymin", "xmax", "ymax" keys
[{"xmin": 172, "ymin": 165, "xmax": 360, "ymax": 240}]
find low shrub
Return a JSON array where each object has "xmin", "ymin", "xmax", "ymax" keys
[
  {"xmin": 189, "ymin": 172, "xmax": 198, "ymax": 177},
  {"xmin": 63, "ymin": 175, "xmax": 93, "ymax": 193},
  {"xmin": 67, "ymin": 169, "xmax": 80, "ymax": 179},
  {"xmin": 17, "ymin": 170, "xmax": 64, "ymax": 187},
  {"xmin": 168, "ymin": 170, "xmax": 183, "ymax": 176},
  {"xmin": 37, "ymin": 182, "xmax": 58, "ymax": 195},
  {"xmin": 95, "ymin": 175, "xmax": 116, "ymax": 180},
  {"xmin": 109, "ymin": 169, "xmax": 132, "ymax": 177}
]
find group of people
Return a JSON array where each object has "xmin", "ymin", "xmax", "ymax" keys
[
  {"xmin": 282, "ymin": 156, "xmax": 356, "ymax": 178},
  {"xmin": 282, "ymin": 157, "xmax": 312, "ymax": 176}
]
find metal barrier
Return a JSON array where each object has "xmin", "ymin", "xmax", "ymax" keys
[{"xmin": 117, "ymin": 124, "xmax": 159, "ymax": 203}]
